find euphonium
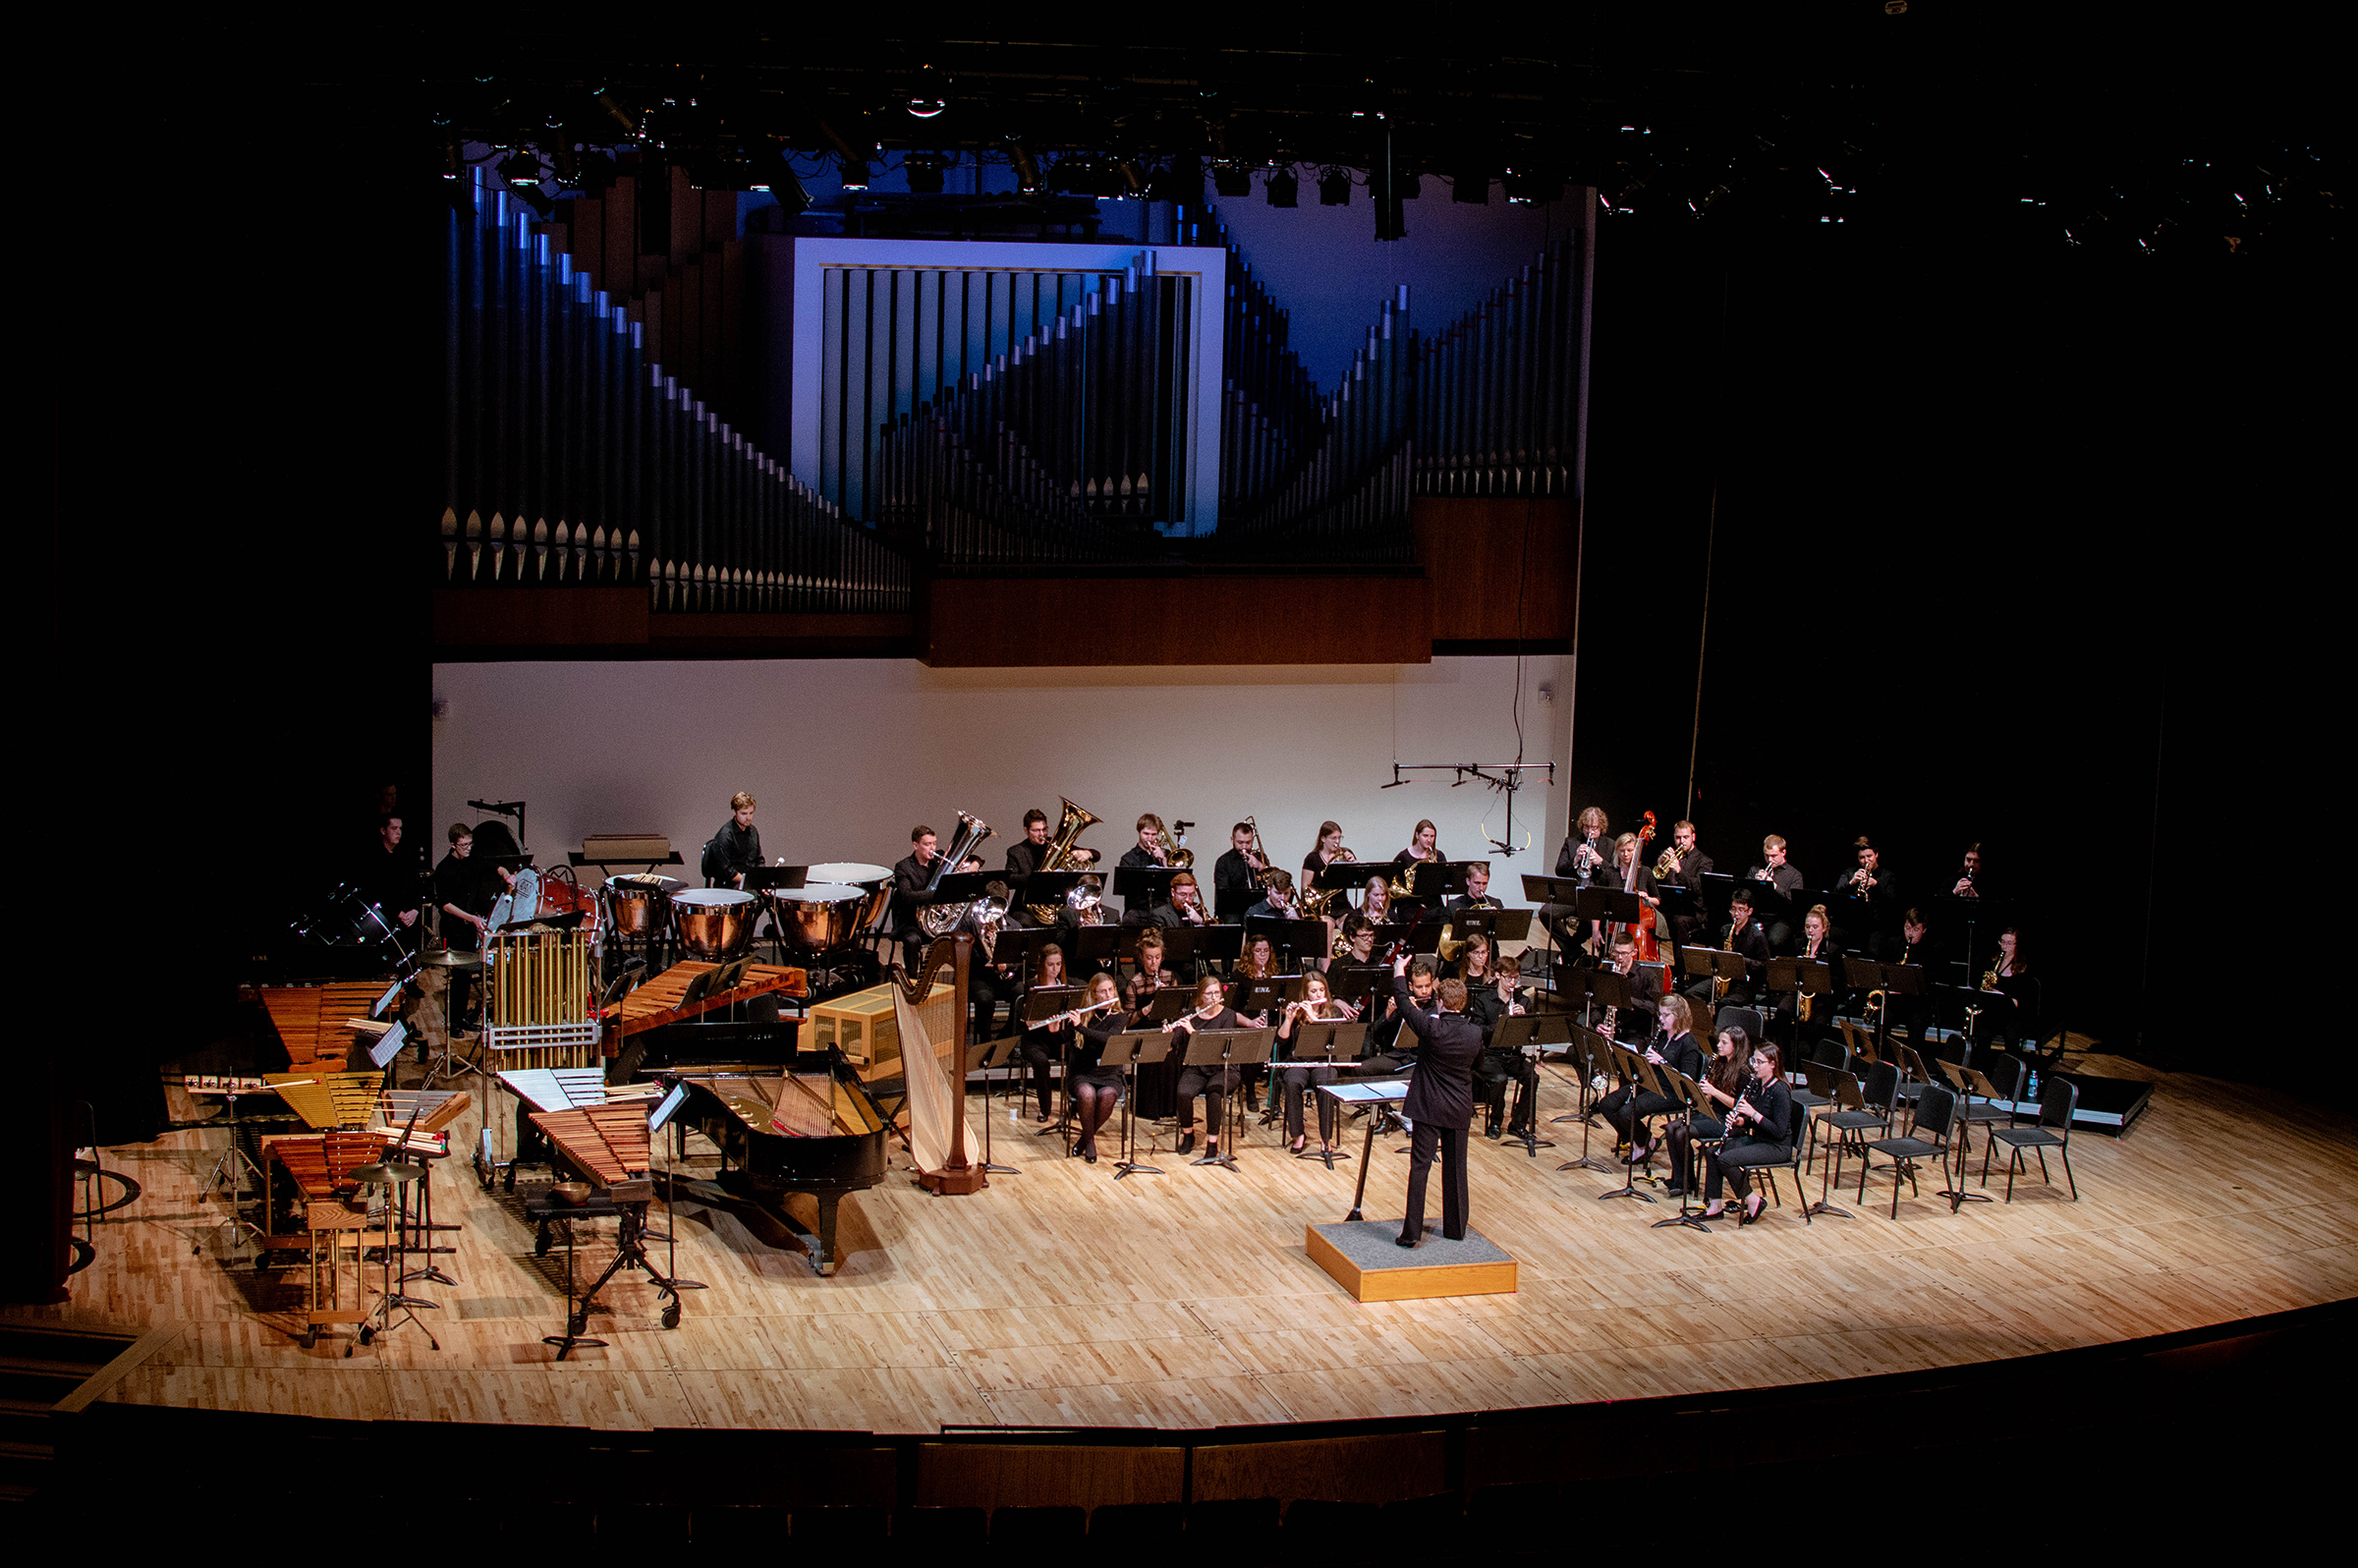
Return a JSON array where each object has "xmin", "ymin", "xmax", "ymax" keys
[
  {"xmin": 918, "ymin": 812, "xmax": 996, "ymax": 937},
  {"xmin": 1026, "ymin": 797, "xmax": 1103, "ymax": 925}
]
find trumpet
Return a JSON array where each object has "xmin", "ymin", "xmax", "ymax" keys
[{"xmin": 1655, "ymin": 843, "xmax": 1684, "ymax": 880}]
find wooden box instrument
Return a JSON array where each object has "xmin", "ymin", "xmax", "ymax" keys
[{"xmin": 806, "ymin": 984, "xmax": 901, "ymax": 1078}]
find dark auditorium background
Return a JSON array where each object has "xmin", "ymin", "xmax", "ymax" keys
[{"xmin": 26, "ymin": 13, "xmax": 2334, "ymax": 1308}]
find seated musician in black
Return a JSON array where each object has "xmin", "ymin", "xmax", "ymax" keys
[
  {"xmin": 1003, "ymin": 808, "xmax": 1051, "ymax": 927},
  {"xmin": 1445, "ymin": 861, "xmax": 1502, "ymax": 913},
  {"xmin": 959, "ymin": 876, "xmax": 1014, "ymax": 1044},
  {"xmin": 1598, "ymin": 929, "xmax": 1660, "ymax": 1046},
  {"xmin": 1274, "ymin": 969, "xmax": 1362, "ymax": 1157},
  {"xmin": 1367, "ymin": 953, "xmax": 1438, "ymax": 1073},
  {"xmin": 1687, "ymin": 887, "xmax": 1771, "ymax": 1010},
  {"xmin": 1212, "ymin": 821, "xmax": 1268, "ymax": 922},
  {"xmin": 703, "ymin": 791, "xmax": 763, "ymax": 888},
  {"xmin": 1015, "ymin": 942, "xmax": 1075, "ymax": 1123},
  {"xmin": 1148, "ymin": 870, "xmax": 1215, "ymax": 930},
  {"xmin": 1597, "ymin": 987, "xmax": 1702, "ymax": 1166},
  {"xmin": 1228, "ymin": 933, "xmax": 1285, "ymax": 1114},
  {"xmin": 891, "ymin": 823, "xmax": 941, "ymax": 972},
  {"xmin": 1454, "ymin": 933, "xmax": 1536, "ymax": 1139},
  {"xmin": 1700, "ymin": 1038, "xmax": 1794, "ymax": 1224},
  {"xmin": 1665, "ymin": 1019, "xmax": 1747, "ymax": 1199},
  {"xmin": 1659, "ymin": 819, "xmax": 1714, "ymax": 951},
  {"xmin": 1773, "ymin": 903, "xmax": 1843, "ymax": 1045},
  {"xmin": 1743, "ymin": 835, "xmax": 1805, "ymax": 954},
  {"xmin": 1065, "ymin": 972, "xmax": 1133, "ymax": 1163},
  {"xmin": 1165, "ymin": 977, "xmax": 1243, "ymax": 1157}
]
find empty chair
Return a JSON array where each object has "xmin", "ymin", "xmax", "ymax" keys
[
  {"xmin": 896, "ymin": 1506, "xmax": 987, "ymax": 1548},
  {"xmin": 794, "ymin": 1505, "xmax": 890, "ymax": 1545},
  {"xmin": 1983, "ymin": 1076, "xmax": 2080, "ymax": 1201},
  {"xmin": 1091, "ymin": 1501, "xmax": 1185, "ymax": 1548},
  {"xmin": 1468, "ymin": 1481, "xmax": 1560, "ymax": 1554},
  {"xmin": 1859, "ymin": 1082, "xmax": 1956, "ymax": 1219},
  {"xmin": 1188, "ymin": 1497, "xmax": 1281, "ymax": 1539},
  {"xmin": 1281, "ymin": 1498, "xmax": 1382, "ymax": 1542},
  {"xmin": 1379, "ymin": 1491, "xmax": 1463, "ymax": 1550},
  {"xmin": 1821, "ymin": 1062, "xmax": 1898, "ymax": 1195}
]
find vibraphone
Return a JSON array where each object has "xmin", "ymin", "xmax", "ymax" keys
[
  {"xmin": 483, "ymin": 928, "xmax": 598, "ymax": 1069},
  {"xmin": 486, "ymin": 1067, "xmax": 658, "ymax": 1191},
  {"xmin": 525, "ymin": 1099, "xmax": 693, "ymax": 1344},
  {"xmin": 260, "ymin": 1129, "xmax": 391, "ymax": 1351}
]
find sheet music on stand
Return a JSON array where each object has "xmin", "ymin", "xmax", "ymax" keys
[
  {"xmin": 1023, "ymin": 986, "xmax": 1088, "ymax": 1024},
  {"xmin": 1111, "ymin": 865, "xmax": 1182, "ymax": 916},
  {"xmin": 1275, "ymin": 1021, "xmax": 1372, "ymax": 1066},
  {"xmin": 497, "ymin": 1066, "xmax": 609, "ymax": 1113}
]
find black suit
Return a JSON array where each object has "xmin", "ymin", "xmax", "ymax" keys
[
  {"xmin": 892, "ymin": 851, "xmax": 940, "ymax": 969},
  {"xmin": 1394, "ymin": 975, "xmax": 1484, "ymax": 1243},
  {"xmin": 1003, "ymin": 839, "xmax": 1050, "ymax": 925},
  {"xmin": 1662, "ymin": 848, "xmax": 1715, "ymax": 949}
]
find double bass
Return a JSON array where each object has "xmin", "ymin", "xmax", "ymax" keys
[{"xmin": 1633, "ymin": 812, "xmax": 1663, "ymax": 964}]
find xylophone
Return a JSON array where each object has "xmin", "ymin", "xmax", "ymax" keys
[
  {"xmin": 524, "ymin": 1098, "xmax": 694, "ymax": 1339},
  {"xmin": 261, "ymin": 1129, "xmax": 391, "ymax": 1350},
  {"xmin": 605, "ymin": 959, "xmax": 808, "ymax": 1046},
  {"xmin": 258, "ymin": 982, "xmax": 390, "ymax": 1070},
  {"xmin": 268, "ymin": 1071, "xmax": 386, "ymax": 1130}
]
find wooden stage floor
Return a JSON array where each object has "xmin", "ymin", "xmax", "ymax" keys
[{"xmin": 17, "ymin": 1051, "xmax": 2357, "ymax": 1432}]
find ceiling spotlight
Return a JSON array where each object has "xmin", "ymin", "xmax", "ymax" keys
[
  {"xmin": 1318, "ymin": 167, "xmax": 1352, "ymax": 206},
  {"xmin": 500, "ymin": 147, "xmax": 543, "ymax": 188},
  {"xmin": 1211, "ymin": 159, "xmax": 1252, "ymax": 197},
  {"xmin": 904, "ymin": 151, "xmax": 949, "ymax": 195},
  {"xmin": 1452, "ymin": 165, "xmax": 1490, "ymax": 204},
  {"xmin": 837, "ymin": 155, "xmax": 870, "ymax": 191},
  {"xmin": 1265, "ymin": 166, "xmax": 1299, "ymax": 207},
  {"xmin": 907, "ymin": 97, "xmax": 947, "ymax": 119}
]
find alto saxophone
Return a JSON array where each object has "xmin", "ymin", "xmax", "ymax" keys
[{"xmin": 1713, "ymin": 923, "xmax": 1735, "ymax": 1001}]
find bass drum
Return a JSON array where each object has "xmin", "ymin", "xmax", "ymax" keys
[
  {"xmin": 768, "ymin": 882, "xmax": 866, "ymax": 953},
  {"xmin": 805, "ymin": 861, "xmax": 893, "ymax": 936},
  {"xmin": 671, "ymin": 887, "xmax": 757, "ymax": 960},
  {"xmin": 292, "ymin": 883, "xmax": 398, "ymax": 947}
]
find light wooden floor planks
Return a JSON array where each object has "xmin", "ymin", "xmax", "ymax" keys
[{"xmin": 14, "ymin": 1052, "xmax": 2356, "ymax": 1432}]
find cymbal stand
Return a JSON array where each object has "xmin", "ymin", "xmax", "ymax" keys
[
  {"xmin": 196, "ymin": 1086, "xmax": 272, "ymax": 1260},
  {"xmin": 360, "ymin": 1163, "xmax": 439, "ymax": 1350}
]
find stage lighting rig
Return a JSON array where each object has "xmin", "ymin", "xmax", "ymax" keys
[
  {"xmin": 1265, "ymin": 165, "xmax": 1299, "ymax": 206},
  {"xmin": 1318, "ymin": 167, "xmax": 1352, "ymax": 205},
  {"xmin": 1211, "ymin": 159, "xmax": 1252, "ymax": 196},
  {"xmin": 904, "ymin": 151, "xmax": 950, "ymax": 194}
]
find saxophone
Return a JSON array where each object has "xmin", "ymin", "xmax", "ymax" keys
[
  {"xmin": 1713, "ymin": 922, "xmax": 1736, "ymax": 1001},
  {"xmin": 1797, "ymin": 939, "xmax": 1818, "ymax": 1023}
]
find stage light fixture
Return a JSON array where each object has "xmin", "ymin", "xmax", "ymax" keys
[
  {"xmin": 1318, "ymin": 167, "xmax": 1351, "ymax": 205},
  {"xmin": 1211, "ymin": 159, "xmax": 1252, "ymax": 196},
  {"xmin": 1453, "ymin": 165, "xmax": 1490, "ymax": 204},
  {"xmin": 838, "ymin": 154, "xmax": 870, "ymax": 191},
  {"xmin": 1149, "ymin": 155, "xmax": 1203, "ymax": 203},
  {"xmin": 904, "ymin": 151, "xmax": 948, "ymax": 195},
  {"xmin": 1265, "ymin": 165, "xmax": 1298, "ymax": 206},
  {"xmin": 750, "ymin": 147, "xmax": 810, "ymax": 213},
  {"xmin": 1009, "ymin": 143, "xmax": 1044, "ymax": 195},
  {"xmin": 500, "ymin": 147, "xmax": 543, "ymax": 188}
]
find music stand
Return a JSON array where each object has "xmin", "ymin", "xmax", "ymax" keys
[
  {"xmin": 1272, "ymin": 1021, "xmax": 1370, "ymax": 1167},
  {"xmin": 1766, "ymin": 957, "xmax": 1837, "ymax": 1027},
  {"xmin": 1552, "ymin": 1026, "xmax": 1619, "ymax": 1174},
  {"xmin": 1246, "ymin": 915, "xmax": 1330, "ymax": 970},
  {"xmin": 1324, "ymin": 1079, "xmax": 1412, "ymax": 1220},
  {"xmin": 967, "ymin": 1037, "xmax": 1023, "ymax": 1175},
  {"xmin": 1111, "ymin": 865, "xmax": 1182, "ymax": 920},
  {"xmin": 647, "ymin": 1081, "xmax": 707, "ymax": 1307},
  {"xmin": 1650, "ymin": 1067, "xmax": 1715, "ymax": 1233},
  {"xmin": 1488, "ymin": 1015, "xmax": 1557, "ymax": 1156},
  {"xmin": 1932, "ymin": 1058, "xmax": 1997, "ymax": 1209},
  {"xmin": 1180, "ymin": 1028, "xmax": 1274, "ymax": 1173},
  {"xmin": 1024, "ymin": 988, "xmax": 1088, "ymax": 1140},
  {"xmin": 1101, "ymin": 1031, "xmax": 1172, "ymax": 1179},
  {"xmin": 1681, "ymin": 945, "xmax": 1747, "ymax": 1007},
  {"xmin": 1593, "ymin": 1045, "xmax": 1662, "ymax": 1205},
  {"xmin": 1070, "ymin": 923, "xmax": 1125, "ymax": 973}
]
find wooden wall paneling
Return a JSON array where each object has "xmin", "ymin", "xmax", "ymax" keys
[
  {"xmin": 923, "ymin": 574, "xmax": 1433, "ymax": 667},
  {"xmin": 1193, "ymin": 1430, "xmax": 1446, "ymax": 1503},
  {"xmin": 915, "ymin": 1442, "xmax": 1184, "ymax": 1510},
  {"xmin": 1413, "ymin": 496, "xmax": 1576, "ymax": 644}
]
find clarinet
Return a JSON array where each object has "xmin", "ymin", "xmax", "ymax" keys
[{"xmin": 1724, "ymin": 1077, "xmax": 1764, "ymax": 1140}]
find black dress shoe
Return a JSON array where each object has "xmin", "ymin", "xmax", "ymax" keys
[
  {"xmin": 1395, "ymin": 1233, "xmax": 1420, "ymax": 1249},
  {"xmin": 1083, "ymin": 1146, "xmax": 1098, "ymax": 1164},
  {"xmin": 1177, "ymin": 1132, "xmax": 1196, "ymax": 1155}
]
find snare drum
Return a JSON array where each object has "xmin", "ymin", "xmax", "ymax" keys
[
  {"xmin": 768, "ymin": 882, "xmax": 867, "ymax": 952},
  {"xmin": 671, "ymin": 887, "xmax": 757, "ymax": 959},
  {"xmin": 805, "ymin": 862, "xmax": 893, "ymax": 935},
  {"xmin": 601, "ymin": 873, "xmax": 680, "ymax": 938}
]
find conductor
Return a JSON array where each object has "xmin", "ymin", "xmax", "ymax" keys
[{"xmin": 1389, "ymin": 950, "xmax": 1485, "ymax": 1249}]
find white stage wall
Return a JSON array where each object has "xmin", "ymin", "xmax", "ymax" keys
[{"xmin": 430, "ymin": 656, "xmax": 1571, "ymax": 908}]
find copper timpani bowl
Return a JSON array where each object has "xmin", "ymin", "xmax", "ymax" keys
[{"xmin": 669, "ymin": 888, "xmax": 756, "ymax": 959}]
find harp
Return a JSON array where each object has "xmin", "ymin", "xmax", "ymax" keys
[{"xmin": 889, "ymin": 934, "xmax": 988, "ymax": 1196}]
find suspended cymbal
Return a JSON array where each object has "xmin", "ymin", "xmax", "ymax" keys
[{"xmin": 421, "ymin": 950, "xmax": 484, "ymax": 970}]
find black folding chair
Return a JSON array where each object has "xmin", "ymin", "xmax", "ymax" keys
[
  {"xmin": 1859, "ymin": 1082, "xmax": 1956, "ymax": 1220},
  {"xmin": 1753, "ymin": 1093, "xmax": 1815, "ymax": 1223},
  {"xmin": 1983, "ymin": 1076, "xmax": 2080, "ymax": 1201}
]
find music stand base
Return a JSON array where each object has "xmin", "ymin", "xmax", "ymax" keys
[{"xmin": 1113, "ymin": 1159, "xmax": 1163, "ymax": 1180}]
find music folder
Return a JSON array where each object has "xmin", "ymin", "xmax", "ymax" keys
[
  {"xmin": 1521, "ymin": 873, "xmax": 1585, "ymax": 904},
  {"xmin": 745, "ymin": 866, "xmax": 809, "ymax": 892}
]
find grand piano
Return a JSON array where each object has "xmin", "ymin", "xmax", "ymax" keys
[{"xmin": 660, "ymin": 1053, "xmax": 887, "ymax": 1276}]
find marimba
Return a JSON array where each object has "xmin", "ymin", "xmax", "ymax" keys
[
  {"xmin": 261, "ymin": 1129, "xmax": 390, "ymax": 1351},
  {"xmin": 258, "ymin": 982, "xmax": 392, "ymax": 1070},
  {"xmin": 604, "ymin": 959, "xmax": 809, "ymax": 1045}
]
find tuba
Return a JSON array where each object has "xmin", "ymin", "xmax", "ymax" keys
[
  {"xmin": 918, "ymin": 812, "xmax": 996, "ymax": 937},
  {"xmin": 1026, "ymin": 798, "xmax": 1103, "ymax": 925}
]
